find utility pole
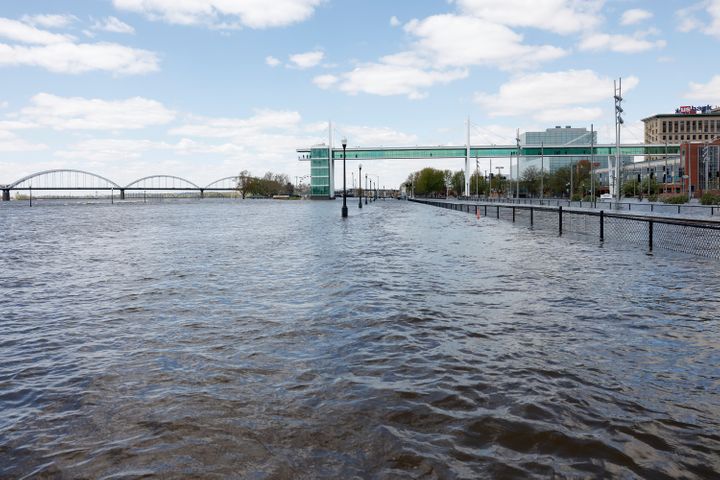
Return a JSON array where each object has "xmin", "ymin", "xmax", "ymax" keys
[
  {"xmin": 475, "ymin": 157, "xmax": 479, "ymax": 199},
  {"xmin": 465, "ymin": 117, "xmax": 471, "ymax": 197},
  {"xmin": 540, "ymin": 142, "xmax": 544, "ymax": 200},
  {"xmin": 590, "ymin": 124, "xmax": 595, "ymax": 203},
  {"xmin": 704, "ymin": 142, "xmax": 710, "ymax": 194},
  {"xmin": 516, "ymin": 128, "xmax": 521, "ymax": 199},
  {"xmin": 614, "ymin": 78, "xmax": 624, "ymax": 205}
]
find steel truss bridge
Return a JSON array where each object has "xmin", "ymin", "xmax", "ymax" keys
[
  {"xmin": 297, "ymin": 143, "xmax": 681, "ymax": 197},
  {"xmin": 0, "ymin": 170, "xmax": 240, "ymax": 201}
]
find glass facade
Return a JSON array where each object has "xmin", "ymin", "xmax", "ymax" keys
[
  {"xmin": 298, "ymin": 142, "xmax": 681, "ymax": 193},
  {"xmin": 310, "ymin": 147, "xmax": 330, "ymax": 197}
]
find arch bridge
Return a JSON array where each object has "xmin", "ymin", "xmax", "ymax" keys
[{"xmin": 1, "ymin": 170, "xmax": 242, "ymax": 201}]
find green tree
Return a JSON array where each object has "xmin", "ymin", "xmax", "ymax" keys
[
  {"xmin": 415, "ymin": 168, "xmax": 445, "ymax": 195},
  {"xmin": 490, "ymin": 174, "xmax": 508, "ymax": 195},
  {"xmin": 451, "ymin": 170, "xmax": 465, "ymax": 196},
  {"xmin": 548, "ymin": 166, "xmax": 571, "ymax": 197},
  {"xmin": 521, "ymin": 166, "xmax": 542, "ymax": 197},
  {"xmin": 237, "ymin": 170, "xmax": 251, "ymax": 199},
  {"xmin": 469, "ymin": 172, "xmax": 488, "ymax": 196},
  {"xmin": 623, "ymin": 177, "xmax": 640, "ymax": 197}
]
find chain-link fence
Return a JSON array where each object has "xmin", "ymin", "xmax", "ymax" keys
[
  {"xmin": 412, "ymin": 199, "xmax": 720, "ymax": 259},
  {"xmin": 458, "ymin": 196, "xmax": 720, "ymax": 217}
]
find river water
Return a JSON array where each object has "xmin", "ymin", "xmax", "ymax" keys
[{"xmin": 1, "ymin": 199, "xmax": 719, "ymax": 479}]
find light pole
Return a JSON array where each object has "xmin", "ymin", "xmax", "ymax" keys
[
  {"xmin": 341, "ymin": 137, "xmax": 348, "ymax": 218},
  {"xmin": 614, "ymin": 78, "xmax": 623, "ymax": 205},
  {"xmin": 495, "ymin": 166, "xmax": 504, "ymax": 197},
  {"xmin": 358, "ymin": 164, "xmax": 363, "ymax": 208},
  {"xmin": 540, "ymin": 142, "xmax": 544, "ymax": 201},
  {"xmin": 365, "ymin": 174, "xmax": 368, "ymax": 205}
]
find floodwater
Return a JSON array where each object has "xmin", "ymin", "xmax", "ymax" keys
[{"xmin": 1, "ymin": 198, "xmax": 719, "ymax": 479}]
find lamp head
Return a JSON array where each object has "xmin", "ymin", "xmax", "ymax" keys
[
  {"xmin": 341, "ymin": 137, "xmax": 347, "ymax": 148},
  {"xmin": 359, "ymin": 163, "xmax": 362, "ymax": 170}
]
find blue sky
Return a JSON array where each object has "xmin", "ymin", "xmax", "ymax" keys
[{"xmin": 1, "ymin": 0, "xmax": 719, "ymax": 188}]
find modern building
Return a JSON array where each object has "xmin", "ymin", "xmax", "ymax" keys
[
  {"xmin": 603, "ymin": 138, "xmax": 720, "ymax": 197},
  {"xmin": 643, "ymin": 105, "xmax": 720, "ymax": 144},
  {"xmin": 520, "ymin": 126, "xmax": 631, "ymax": 175}
]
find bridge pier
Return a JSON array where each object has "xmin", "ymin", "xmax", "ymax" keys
[
  {"xmin": 2, "ymin": 189, "xmax": 9, "ymax": 201},
  {"xmin": 120, "ymin": 189, "xmax": 125, "ymax": 200},
  {"xmin": 200, "ymin": 189, "xmax": 204, "ymax": 199}
]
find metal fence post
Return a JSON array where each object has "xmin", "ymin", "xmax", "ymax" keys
[
  {"xmin": 485, "ymin": 205, "xmax": 487, "ymax": 216},
  {"xmin": 530, "ymin": 207, "xmax": 534, "ymax": 227},
  {"xmin": 512, "ymin": 207, "xmax": 515, "ymax": 222},
  {"xmin": 558, "ymin": 206, "xmax": 563, "ymax": 236},
  {"xmin": 496, "ymin": 206, "xmax": 500, "ymax": 219},
  {"xmin": 600, "ymin": 210, "xmax": 604, "ymax": 241},
  {"xmin": 649, "ymin": 220, "xmax": 654, "ymax": 252}
]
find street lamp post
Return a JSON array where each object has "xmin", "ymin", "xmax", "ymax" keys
[
  {"xmin": 495, "ymin": 166, "xmax": 504, "ymax": 197},
  {"xmin": 341, "ymin": 137, "xmax": 348, "ymax": 218},
  {"xmin": 365, "ymin": 174, "xmax": 368, "ymax": 205},
  {"xmin": 358, "ymin": 164, "xmax": 363, "ymax": 208}
]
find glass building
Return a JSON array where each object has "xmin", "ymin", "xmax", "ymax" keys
[{"xmin": 520, "ymin": 126, "xmax": 631, "ymax": 174}]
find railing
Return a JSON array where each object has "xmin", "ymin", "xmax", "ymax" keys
[
  {"xmin": 411, "ymin": 198, "xmax": 720, "ymax": 259},
  {"xmin": 456, "ymin": 196, "xmax": 719, "ymax": 217}
]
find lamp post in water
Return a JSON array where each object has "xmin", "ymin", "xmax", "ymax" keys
[
  {"xmin": 358, "ymin": 164, "xmax": 363, "ymax": 209},
  {"xmin": 341, "ymin": 137, "xmax": 348, "ymax": 218},
  {"xmin": 365, "ymin": 174, "xmax": 368, "ymax": 205}
]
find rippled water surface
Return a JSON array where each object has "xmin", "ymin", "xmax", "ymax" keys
[{"xmin": 1, "ymin": 199, "xmax": 719, "ymax": 479}]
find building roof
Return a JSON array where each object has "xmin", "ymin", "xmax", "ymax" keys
[{"xmin": 642, "ymin": 112, "xmax": 720, "ymax": 122}]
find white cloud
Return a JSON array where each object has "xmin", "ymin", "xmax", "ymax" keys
[
  {"xmin": 20, "ymin": 14, "xmax": 78, "ymax": 29},
  {"xmin": 170, "ymin": 109, "xmax": 302, "ymax": 137},
  {"xmin": 265, "ymin": 55, "xmax": 280, "ymax": 67},
  {"xmin": 579, "ymin": 31, "xmax": 666, "ymax": 53},
  {"xmin": 288, "ymin": 50, "xmax": 324, "ymax": 69},
  {"xmin": 0, "ymin": 16, "xmax": 158, "ymax": 74},
  {"xmin": 0, "ymin": 41, "xmax": 159, "ymax": 74},
  {"xmin": 337, "ymin": 62, "xmax": 467, "ymax": 99},
  {"xmin": 113, "ymin": 0, "xmax": 323, "ymax": 29},
  {"xmin": 0, "ymin": 129, "xmax": 47, "ymax": 152},
  {"xmin": 312, "ymin": 74, "xmax": 338, "ymax": 89},
  {"xmin": 474, "ymin": 70, "xmax": 639, "ymax": 121},
  {"xmin": 318, "ymin": 13, "xmax": 566, "ymax": 99},
  {"xmin": 0, "ymin": 101, "xmax": 7, "ymax": 109},
  {"xmin": 342, "ymin": 125, "xmax": 418, "ymax": 146},
  {"xmin": 686, "ymin": 76, "xmax": 720, "ymax": 104},
  {"xmin": 620, "ymin": 9, "xmax": 653, "ymax": 26},
  {"xmin": 677, "ymin": 1, "xmax": 720, "ymax": 37},
  {"xmin": 404, "ymin": 14, "xmax": 567, "ymax": 69},
  {"xmin": 0, "ymin": 17, "xmax": 74, "ymax": 44},
  {"xmin": 12, "ymin": 93, "xmax": 175, "ymax": 130},
  {"xmin": 92, "ymin": 16, "xmax": 135, "ymax": 34},
  {"xmin": 54, "ymin": 138, "xmax": 246, "ymax": 162},
  {"xmin": 390, "ymin": 16, "xmax": 401, "ymax": 27},
  {"xmin": 452, "ymin": 0, "xmax": 603, "ymax": 35}
]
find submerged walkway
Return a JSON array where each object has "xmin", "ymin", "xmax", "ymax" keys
[{"xmin": 410, "ymin": 197, "xmax": 720, "ymax": 259}]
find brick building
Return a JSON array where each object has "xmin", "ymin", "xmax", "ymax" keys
[
  {"xmin": 679, "ymin": 138, "xmax": 720, "ymax": 197},
  {"xmin": 643, "ymin": 106, "xmax": 720, "ymax": 144}
]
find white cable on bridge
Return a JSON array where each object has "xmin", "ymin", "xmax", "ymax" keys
[{"xmin": 469, "ymin": 122, "xmax": 514, "ymax": 145}]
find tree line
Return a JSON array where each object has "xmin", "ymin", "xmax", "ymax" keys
[
  {"xmin": 237, "ymin": 170, "xmax": 295, "ymax": 198},
  {"xmin": 403, "ymin": 160, "xmax": 602, "ymax": 200}
]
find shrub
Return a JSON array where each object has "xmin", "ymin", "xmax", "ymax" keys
[
  {"xmin": 661, "ymin": 194, "xmax": 688, "ymax": 204},
  {"xmin": 700, "ymin": 191, "xmax": 720, "ymax": 205},
  {"xmin": 648, "ymin": 194, "xmax": 658, "ymax": 202},
  {"xmin": 571, "ymin": 193, "xmax": 582, "ymax": 201}
]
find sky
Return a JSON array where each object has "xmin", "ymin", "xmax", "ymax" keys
[{"xmin": 1, "ymin": 0, "xmax": 720, "ymax": 189}]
